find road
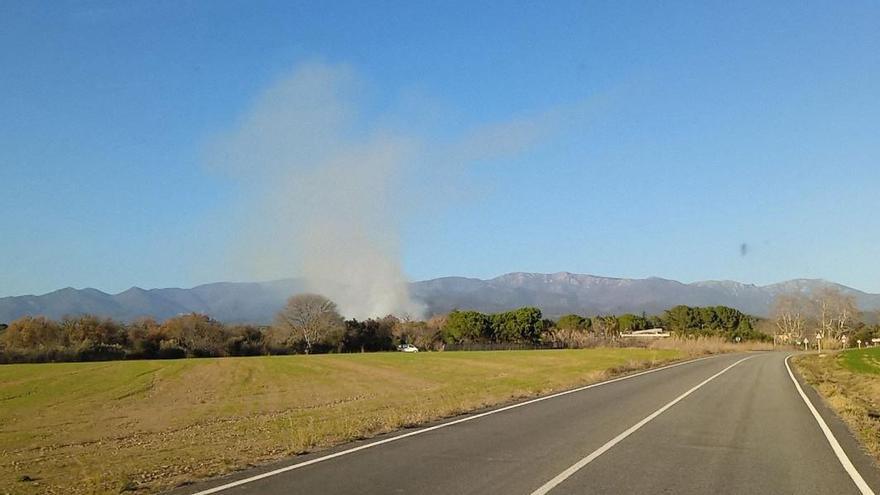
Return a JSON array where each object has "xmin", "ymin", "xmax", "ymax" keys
[{"xmin": 175, "ymin": 352, "xmax": 880, "ymax": 495}]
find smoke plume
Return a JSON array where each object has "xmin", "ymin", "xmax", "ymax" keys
[
  {"xmin": 206, "ymin": 61, "xmax": 570, "ymax": 319},
  {"xmin": 207, "ymin": 62, "xmax": 424, "ymax": 318}
]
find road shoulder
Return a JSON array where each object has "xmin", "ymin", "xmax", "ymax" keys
[{"xmin": 790, "ymin": 353, "xmax": 880, "ymax": 492}]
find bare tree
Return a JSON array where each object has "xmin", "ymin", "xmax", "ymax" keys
[
  {"xmin": 392, "ymin": 319, "xmax": 439, "ymax": 349},
  {"xmin": 274, "ymin": 294, "xmax": 344, "ymax": 353},
  {"xmin": 811, "ymin": 287, "xmax": 859, "ymax": 342},
  {"xmin": 771, "ymin": 293, "xmax": 808, "ymax": 343}
]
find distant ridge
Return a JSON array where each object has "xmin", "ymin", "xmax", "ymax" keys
[
  {"xmin": 1, "ymin": 273, "xmax": 878, "ymax": 323},
  {"xmin": 0, "ymin": 279, "xmax": 307, "ymax": 324},
  {"xmin": 411, "ymin": 273, "xmax": 880, "ymax": 319}
]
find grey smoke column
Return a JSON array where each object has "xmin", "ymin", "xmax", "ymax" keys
[{"xmin": 207, "ymin": 62, "xmax": 424, "ymax": 319}]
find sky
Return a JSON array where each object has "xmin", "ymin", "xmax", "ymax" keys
[{"xmin": 1, "ymin": 0, "xmax": 879, "ymax": 298}]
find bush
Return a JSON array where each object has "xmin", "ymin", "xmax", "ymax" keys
[
  {"xmin": 342, "ymin": 317, "xmax": 396, "ymax": 352},
  {"xmin": 160, "ymin": 314, "xmax": 230, "ymax": 357},
  {"xmin": 62, "ymin": 315, "xmax": 127, "ymax": 348},
  {"xmin": 225, "ymin": 325, "xmax": 267, "ymax": 356},
  {"xmin": 157, "ymin": 340, "xmax": 187, "ymax": 359},
  {"xmin": 75, "ymin": 342, "xmax": 127, "ymax": 361}
]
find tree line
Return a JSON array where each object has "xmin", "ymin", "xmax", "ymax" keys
[
  {"xmin": 0, "ymin": 293, "xmax": 774, "ymax": 364},
  {"xmin": 444, "ymin": 305, "xmax": 771, "ymax": 347},
  {"xmin": 662, "ymin": 305, "xmax": 768, "ymax": 341},
  {"xmin": 0, "ymin": 295, "xmax": 445, "ymax": 363}
]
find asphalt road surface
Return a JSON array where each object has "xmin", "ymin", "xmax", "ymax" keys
[{"xmin": 176, "ymin": 352, "xmax": 880, "ymax": 495}]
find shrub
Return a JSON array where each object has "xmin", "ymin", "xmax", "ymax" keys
[
  {"xmin": 225, "ymin": 325, "xmax": 267, "ymax": 356},
  {"xmin": 75, "ymin": 342, "xmax": 127, "ymax": 361},
  {"xmin": 342, "ymin": 317, "xmax": 396, "ymax": 352},
  {"xmin": 61, "ymin": 315, "xmax": 127, "ymax": 348},
  {"xmin": 160, "ymin": 314, "xmax": 230, "ymax": 357},
  {"xmin": 157, "ymin": 340, "xmax": 187, "ymax": 359}
]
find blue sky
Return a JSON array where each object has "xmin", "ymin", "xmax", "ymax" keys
[{"xmin": 1, "ymin": 0, "xmax": 879, "ymax": 297}]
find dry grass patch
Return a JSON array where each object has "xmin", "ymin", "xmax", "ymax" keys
[
  {"xmin": 0, "ymin": 348, "xmax": 680, "ymax": 494},
  {"xmin": 794, "ymin": 350, "xmax": 880, "ymax": 464},
  {"xmin": 649, "ymin": 335, "xmax": 775, "ymax": 355}
]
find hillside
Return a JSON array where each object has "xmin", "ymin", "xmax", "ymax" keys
[
  {"xmin": 411, "ymin": 273, "xmax": 880, "ymax": 318},
  {"xmin": 1, "ymin": 273, "xmax": 878, "ymax": 323}
]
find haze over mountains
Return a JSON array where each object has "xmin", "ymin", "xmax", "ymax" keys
[{"xmin": 1, "ymin": 272, "xmax": 879, "ymax": 324}]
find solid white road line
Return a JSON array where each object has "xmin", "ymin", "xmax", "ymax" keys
[
  {"xmin": 529, "ymin": 355, "xmax": 753, "ymax": 495},
  {"xmin": 784, "ymin": 354, "xmax": 875, "ymax": 495},
  {"xmin": 189, "ymin": 354, "xmax": 723, "ymax": 495}
]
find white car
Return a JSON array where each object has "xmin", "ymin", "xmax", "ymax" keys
[{"xmin": 397, "ymin": 344, "xmax": 419, "ymax": 353}]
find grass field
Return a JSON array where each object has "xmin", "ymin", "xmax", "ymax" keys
[
  {"xmin": 795, "ymin": 348, "xmax": 880, "ymax": 466},
  {"xmin": 0, "ymin": 348, "xmax": 680, "ymax": 494},
  {"xmin": 839, "ymin": 347, "xmax": 880, "ymax": 375}
]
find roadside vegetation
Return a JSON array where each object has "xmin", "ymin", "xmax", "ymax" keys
[
  {"xmin": 794, "ymin": 348, "xmax": 880, "ymax": 465},
  {"xmin": 770, "ymin": 286, "xmax": 879, "ymax": 349},
  {"xmin": 650, "ymin": 335, "xmax": 774, "ymax": 355},
  {"xmin": 778, "ymin": 287, "xmax": 880, "ymax": 466},
  {"xmin": 1, "ymin": 347, "xmax": 681, "ymax": 494}
]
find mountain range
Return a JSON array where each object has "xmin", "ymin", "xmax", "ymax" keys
[{"xmin": 1, "ymin": 273, "xmax": 879, "ymax": 324}]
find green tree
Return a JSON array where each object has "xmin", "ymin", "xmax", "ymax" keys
[
  {"xmin": 442, "ymin": 310, "xmax": 490, "ymax": 344},
  {"xmin": 852, "ymin": 325, "xmax": 880, "ymax": 347},
  {"xmin": 662, "ymin": 305, "xmax": 765, "ymax": 341},
  {"xmin": 663, "ymin": 305, "xmax": 700, "ymax": 334},
  {"xmin": 557, "ymin": 314, "xmax": 590, "ymax": 331},
  {"xmin": 617, "ymin": 314, "xmax": 649, "ymax": 332},
  {"xmin": 491, "ymin": 307, "xmax": 543, "ymax": 343},
  {"xmin": 342, "ymin": 317, "xmax": 396, "ymax": 352}
]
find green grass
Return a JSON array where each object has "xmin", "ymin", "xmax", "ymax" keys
[
  {"xmin": 839, "ymin": 347, "xmax": 880, "ymax": 375},
  {"xmin": 0, "ymin": 348, "xmax": 680, "ymax": 494}
]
